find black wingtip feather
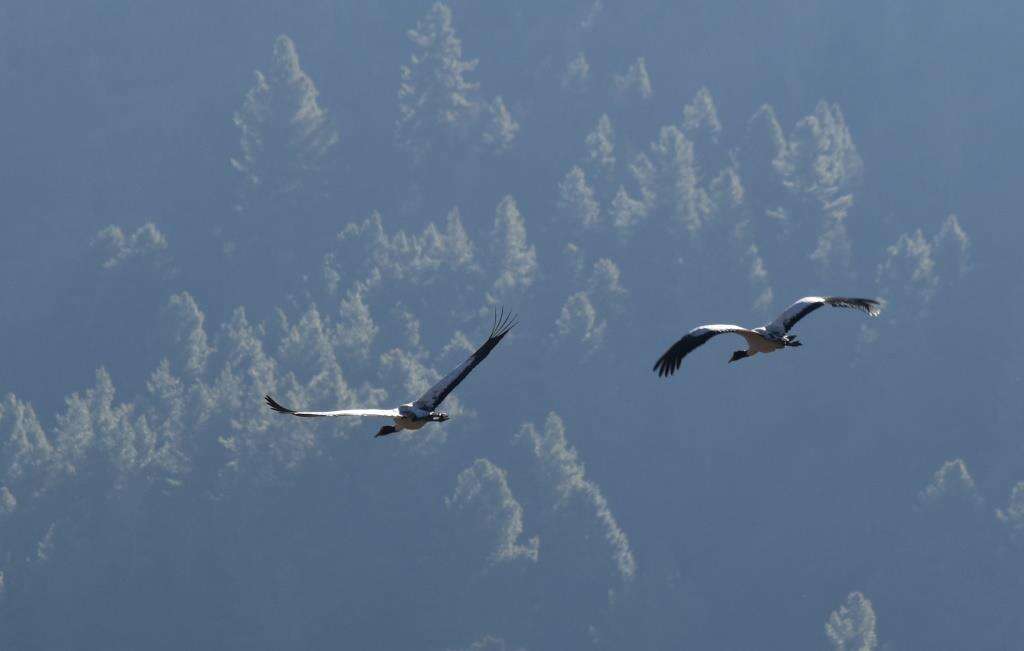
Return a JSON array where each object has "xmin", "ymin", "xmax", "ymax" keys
[
  {"xmin": 652, "ymin": 351, "xmax": 678, "ymax": 378},
  {"xmin": 652, "ymin": 329, "xmax": 721, "ymax": 378},
  {"xmin": 489, "ymin": 306, "xmax": 519, "ymax": 341},
  {"xmin": 264, "ymin": 394, "xmax": 295, "ymax": 415},
  {"xmin": 826, "ymin": 296, "xmax": 883, "ymax": 317}
]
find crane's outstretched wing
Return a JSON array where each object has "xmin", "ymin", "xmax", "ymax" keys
[
  {"xmin": 766, "ymin": 296, "xmax": 881, "ymax": 335},
  {"xmin": 653, "ymin": 325, "xmax": 759, "ymax": 377},
  {"xmin": 413, "ymin": 308, "xmax": 518, "ymax": 411},
  {"xmin": 264, "ymin": 395, "xmax": 399, "ymax": 419}
]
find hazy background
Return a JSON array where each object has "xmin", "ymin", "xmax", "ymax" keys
[{"xmin": 1, "ymin": 2, "xmax": 1021, "ymax": 649}]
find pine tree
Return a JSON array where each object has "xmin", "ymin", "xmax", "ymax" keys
[
  {"xmin": 162, "ymin": 292, "xmax": 211, "ymax": 377},
  {"xmin": 584, "ymin": 114, "xmax": 615, "ymax": 177},
  {"xmin": 520, "ymin": 413, "xmax": 636, "ymax": 584},
  {"xmin": 562, "ymin": 53, "xmax": 590, "ymax": 93},
  {"xmin": 0, "ymin": 394, "xmax": 54, "ymax": 497},
  {"xmin": 397, "ymin": 3, "xmax": 482, "ymax": 160},
  {"xmin": 682, "ymin": 87, "xmax": 722, "ymax": 141},
  {"xmin": 645, "ymin": 126, "xmax": 711, "ymax": 234},
  {"xmin": 446, "ymin": 459, "xmax": 538, "ymax": 566},
  {"xmin": 997, "ymin": 482, "xmax": 1024, "ymax": 543},
  {"xmin": 232, "ymin": 35, "xmax": 337, "ymax": 207},
  {"xmin": 489, "ymin": 196, "xmax": 537, "ymax": 304},
  {"xmin": 825, "ymin": 592, "xmax": 878, "ymax": 651},
  {"xmin": 557, "ymin": 166, "xmax": 600, "ymax": 229},
  {"xmin": 613, "ymin": 57, "xmax": 652, "ymax": 101},
  {"xmin": 482, "ymin": 96, "xmax": 519, "ymax": 153},
  {"xmin": 609, "ymin": 186, "xmax": 647, "ymax": 237},
  {"xmin": 91, "ymin": 223, "xmax": 170, "ymax": 273},
  {"xmin": 142, "ymin": 359, "xmax": 189, "ymax": 477}
]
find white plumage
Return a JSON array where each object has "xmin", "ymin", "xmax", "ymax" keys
[
  {"xmin": 653, "ymin": 296, "xmax": 881, "ymax": 377},
  {"xmin": 266, "ymin": 310, "xmax": 518, "ymax": 437}
]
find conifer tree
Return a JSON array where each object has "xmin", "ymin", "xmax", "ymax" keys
[
  {"xmin": 232, "ymin": 35, "xmax": 337, "ymax": 207},
  {"xmin": 397, "ymin": 3, "xmax": 482, "ymax": 160}
]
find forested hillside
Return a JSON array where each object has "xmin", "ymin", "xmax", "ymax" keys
[{"xmin": 1, "ymin": 3, "xmax": 1022, "ymax": 649}]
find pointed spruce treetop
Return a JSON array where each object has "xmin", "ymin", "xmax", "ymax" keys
[
  {"xmin": 397, "ymin": 3, "xmax": 482, "ymax": 157},
  {"xmin": 232, "ymin": 35, "xmax": 338, "ymax": 201}
]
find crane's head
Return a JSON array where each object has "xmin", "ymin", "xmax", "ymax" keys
[{"xmin": 430, "ymin": 411, "xmax": 450, "ymax": 422}]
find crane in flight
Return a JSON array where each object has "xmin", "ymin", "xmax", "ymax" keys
[
  {"xmin": 653, "ymin": 296, "xmax": 881, "ymax": 377},
  {"xmin": 266, "ymin": 309, "xmax": 518, "ymax": 437}
]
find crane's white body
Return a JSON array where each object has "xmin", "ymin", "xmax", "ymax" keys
[
  {"xmin": 393, "ymin": 404, "xmax": 433, "ymax": 432},
  {"xmin": 700, "ymin": 325, "xmax": 786, "ymax": 358}
]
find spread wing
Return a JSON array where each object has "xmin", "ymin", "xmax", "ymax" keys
[
  {"xmin": 767, "ymin": 296, "xmax": 881, "ymax": 335},
  {"xmin": 264, "ymin": 395, "xmax": 399, "ymax": 419},
  {"xmin": 653, "ymin": 325, "xmax": 758, "ymax": 377},
  {"xmin": 413, "ymin": 308, "xmax": 518, "ymax": 412}
]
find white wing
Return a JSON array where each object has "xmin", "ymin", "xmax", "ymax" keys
[
  {"xmin": 653, "ymin": 325, "xmax": 759, "ymax": 377},
  {"xmin": 766, "ymin": 296, "xmax": 881, "ymax": 336},
  {"xmin": 264, "ymin": 395, "xmax": 398, "ymax": 419},
  {"xmin": 414, "ymin": 309, "xmax": 518, "ymax": 411}
]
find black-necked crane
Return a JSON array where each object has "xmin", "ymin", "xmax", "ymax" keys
[
  {"xmin": 265, "ymin": 309, "xmax": 518, "ymax": 437},
  {"xmin": 653, "ymin": 296, "xmax": 881, "ymax": 377}
]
